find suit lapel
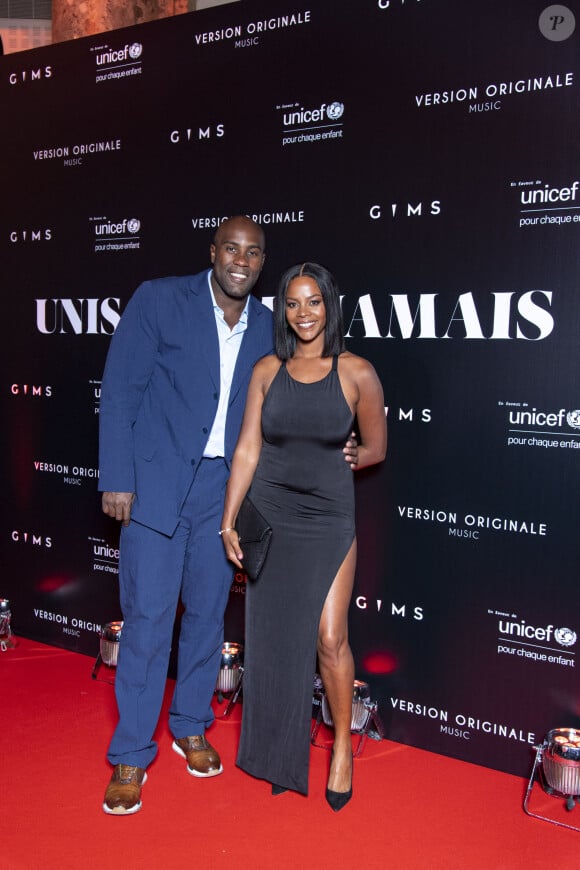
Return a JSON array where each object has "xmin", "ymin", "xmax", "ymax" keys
[
  {"xmin": 229, "ymin": 298, "xmax": 264, "ymax": 405},
  {"xmin": 187, "ymin": 271, "xmax": 220, "ymax": 391}
]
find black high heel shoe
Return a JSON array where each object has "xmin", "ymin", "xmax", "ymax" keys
[
  {"xmin": 271, "ymin": 783, "xmax": 288, "ymax": 796},
  {"xmin": 325, "ymin": 753, "xmax": 353, "ymax": 812},
  {"xmin": 325, "ymin": 784, "xmax": 352, "ymax": 812}
]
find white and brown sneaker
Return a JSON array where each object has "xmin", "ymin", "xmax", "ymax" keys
[
  {"xmin": 103, "ymin": 764, "xmax": 147, "ymax": 815},
  {"xmin": 172, "ymin": 735, "xmax": 223, "ymax": 777}
]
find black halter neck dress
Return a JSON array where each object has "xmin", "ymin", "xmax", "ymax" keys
[{"xmin": 237, "ymin": 356, "xmax": 355, "ymax": 794}]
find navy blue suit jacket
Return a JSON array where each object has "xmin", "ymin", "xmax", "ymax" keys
[{"xmin": 98, "ymin": 269, "xmax": 274, "ymax": 535}]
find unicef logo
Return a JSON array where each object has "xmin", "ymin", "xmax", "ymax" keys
[
  {"xmin": 326, "ymin": 102, "xmax": 344, "ymax": 121},
  {"xmin": 129, "ymin": 43, "xmax": 143, "ymax": 60},
  {"xmin": 127, "ymin": 219, "xmax": 140, "ymax": 234},
  {"xmin": 555, "ymin": 627, "xmax": 577, "ymax": 647},
  {"xmin": 566, "ymin": 410, "xmax": 580, "ymax": 429}
]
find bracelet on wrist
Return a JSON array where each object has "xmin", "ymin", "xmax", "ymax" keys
[{"xmin": 218, "ymin": 527, "xmax": 234, "ymax": 536}]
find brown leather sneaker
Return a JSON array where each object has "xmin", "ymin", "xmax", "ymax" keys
[
  {"xmin": 172, "ymin": 735, "xmax": 223, "ymax": 778},
  {"xmin": 103, "ymin": 764, "xmax": 147, "ymax": 815}
]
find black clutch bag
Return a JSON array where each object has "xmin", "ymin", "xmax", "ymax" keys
[{"xmin": 234, "ymin": 495, "xmax": 272, "ymax": 581}]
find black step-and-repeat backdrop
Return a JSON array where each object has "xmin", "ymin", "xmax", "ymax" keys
[{"xmin": 2, "ymin": 0, "xmax": 579, "ymax": 777}]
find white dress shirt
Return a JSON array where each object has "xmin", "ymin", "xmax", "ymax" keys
[{"xmin": 203, "ymin": 271, "xmax": 249, "ymax": 457}]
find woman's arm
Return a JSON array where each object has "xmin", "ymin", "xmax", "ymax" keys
[
  {"xmin": 346, "ymin": 357, "xmax": 387, "ymax": 470},
  {"xmin": 220, "ymin": 356, "xmax": 277, "ymax": 568}
]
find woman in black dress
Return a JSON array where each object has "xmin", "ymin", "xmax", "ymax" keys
[{"xmin": 220, "ymin": 263, "xmax": 387, "ymax": 810}]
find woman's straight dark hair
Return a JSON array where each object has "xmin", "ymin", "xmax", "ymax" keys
[{"xmin": 274, "ymin": 262, "xmax": 346, "ymax": 360}]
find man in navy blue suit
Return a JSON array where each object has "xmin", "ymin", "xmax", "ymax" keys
[{"xmin": 99, "ymin": 216, "xmax": 274, "ymax": 814}]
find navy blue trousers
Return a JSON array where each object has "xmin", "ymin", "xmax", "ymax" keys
[{"xmin": 107, "ymin": 458, "xmax": 232, "ymax": 769}]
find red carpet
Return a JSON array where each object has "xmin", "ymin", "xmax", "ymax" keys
[{"xmin": 3, "ymin": 637, "xmax": 578, "ymax": 869}]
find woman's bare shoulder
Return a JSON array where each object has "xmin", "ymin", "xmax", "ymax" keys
[
  {"xmin": 254, "ymin": 354, "xmax": 281, "ymax": 375},
  {"xmin": 252, "ymin": 354, "xmax": 282, "ymax": 390},
  {"xmin": 338, "ymin": 351, "xmax": 379, "ymax": 379}
]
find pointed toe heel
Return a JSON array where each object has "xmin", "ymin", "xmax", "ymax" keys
[
  {"xmin": 271, "ymin": 784, "xmax": 288, "ymax": 796},
  {"xmin": 326, "ymin": 749, "xmax": 353, "ymax": 811},
  {"xmin": 325, "ymin": 786, "xmax": 352, "ymax": 812}
]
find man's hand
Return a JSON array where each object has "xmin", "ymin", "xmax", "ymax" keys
[
  {"xmin": 102, "ymin": 491, "xmax": 135, "ymax": 527},
  {"xmin": 343, "ymin": 431, "xmax": 359, "ymax": 470}
]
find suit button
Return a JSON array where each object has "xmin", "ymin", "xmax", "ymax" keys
[
  {"xmin": 202, "ymin": 427, "xmax": 208, "ymax": 434},
  {"xmin": 213, "ymin": 393, "xmax": 218, "ymax": 400}
]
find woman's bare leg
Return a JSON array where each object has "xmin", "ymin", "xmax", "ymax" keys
[{"xmin": 317, "ymin": 540, "xmax": 357, "ymax": 793}]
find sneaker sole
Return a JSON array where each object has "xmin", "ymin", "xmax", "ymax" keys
[
  {"xmin": 102, "ymin": 801, "xmax": 142, "ymax": 815},
  {"xmin": 171, "ymin": 740, "xmax": 224, "ymax": 778},
  {"xmin": 102, "ymin": 772, "xmax": 147, "ymax": 815}
]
